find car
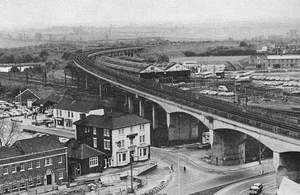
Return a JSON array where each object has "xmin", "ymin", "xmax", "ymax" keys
[
  {"xmin": 217, "ymin": 85, "xmax": 228, "ymax": 92},
  {"xmin": 249, "ymin": 183, "xmax": 263, "ymax": 194},
  {"xmin": 31, "ymin": 120, "xmax": 46, "ymax": 126}
]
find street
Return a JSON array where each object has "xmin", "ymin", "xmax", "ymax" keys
[
  {"xmin": 152, "ymin": 147, "xmax": 275, "ymax": 195},
  {"xmin": 214, "ymin": 173, "xmax": 276, "ymax": 195}
]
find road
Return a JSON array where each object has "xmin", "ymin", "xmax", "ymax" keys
[
  {"xmin": 8, "ymin": 114, "xmax": 75, "ymax": 139},
  {"xmin": 152, "ymin": 147, "xmax": 275, "ymax": 195},
  {"xmin": 214, "ymin": 173, "xmax": 276, "ymax": 195}
]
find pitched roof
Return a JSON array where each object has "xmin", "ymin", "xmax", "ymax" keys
[
  {"xmin": 74, "ymin": 113, "xmax": 150, "ymax": 130},
  {"xmin": 55, "ymin": 97, "xmax": 102, "ymax": 113},
  {"xmin": 0, "ymin": 146, "xmax": 23, "ymax": 159},
  {"xmin": 65, "ymin": 139, "xmax": 105, "ymax": 159},
  {"xmin": 14, "ymin": 135, "xmax": 63, "ymax": 154}
]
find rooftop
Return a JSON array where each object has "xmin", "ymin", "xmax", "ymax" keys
[
  {"xmin": 14, "ymin": 135, "xmax": 63, "ymax": 154},
  {"xmin": 74, "ymin": 113, "xmax": 150, "ymax": 130},
  {"xmin": 55, "ymin": 97, "xmax": 102, "ymax": 113},
  {"xmin": 267, "ymin": 55, "xmax": 300, "ymax": 60}
]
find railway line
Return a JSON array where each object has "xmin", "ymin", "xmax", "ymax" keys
[{"xmin": 73, "ymin": 48, "xmax": 300, "ymax": 140}]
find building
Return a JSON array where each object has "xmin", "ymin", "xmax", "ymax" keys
[
  {"xmin": 250, "ymin": 55, "xmax": 300, "ymax": 69},
  {"xmin": 74, "ymin": 113, "xmax": 151, "ymax": 168},
  {"xmin": 14, "ymin": 87, "xmax": 58, "ymax": 109},
  {"xmin": 65, "ymin": 139, "xmax": 105, "ymax": 180},
  {"xmin": 53, "ymin": 96, "xmax": 104, "ymax": 131},
  {"xmin": 0, "ymin": 135, "xmax": 67, "ymax": 194}
]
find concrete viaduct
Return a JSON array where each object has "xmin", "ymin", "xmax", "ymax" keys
[{"xmin": 74, "ymin": 47, "xmax": 300, "ymax": 188}]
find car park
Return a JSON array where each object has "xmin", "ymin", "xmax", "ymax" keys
[{"xmin": 249, "ymin": 183, "xmax": 263, "ymax": 194}]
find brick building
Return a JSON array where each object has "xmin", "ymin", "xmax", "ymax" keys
[
  {"xmin": 0, "ymin": 135, "xmax": 67, "ymax": 194},
  {"xmin": 65, "ymin": 139, "xmax": 105, "ymax": 180}
]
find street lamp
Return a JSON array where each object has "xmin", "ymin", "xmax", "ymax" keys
[{"xmin": 128, "ymin": 153, "xmax": 137, "ymax": 194}]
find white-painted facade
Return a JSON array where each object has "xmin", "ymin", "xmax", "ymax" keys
[{"xmin": 110, "ymin": 123, "xmax": 151, "ymax": 167}]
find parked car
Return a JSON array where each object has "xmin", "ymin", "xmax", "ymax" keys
[
  {"xmin": 32, "ymin": 120, "xmax": 46, "ymax": 126},
  {"xmin": 198, "ymin": 143, "xmax": 211, "ymax": 149},
  {"xmin": 249, "ymin": 183, "xmax": 263, "ymax": 194}
]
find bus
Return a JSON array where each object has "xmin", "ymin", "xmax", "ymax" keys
[{"xmin": 198, "ymin": 71, "xmax": 213, "ymax": 79}]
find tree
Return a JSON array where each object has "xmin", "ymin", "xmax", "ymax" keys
[
  {"xmin": 39, "ymin": 50, "xmax": 49, "ymax": 58},
  {"xmin": 239, "ymin": 41, "xmax": 248, "ymax": 47},
  {"xmin": 35, "ymin": 32, "xmax": 43, "ymax": 41},
  {"xmin": 0, "ymin": 120, "xmax": 20, "ymax": 147},
  {"xmin": 10, "ymin": 66, "xmax": 20, "ymax": 73},
  {"xmin": 157, "ymin": 53, "xmax": 169, "ymax": 63}
]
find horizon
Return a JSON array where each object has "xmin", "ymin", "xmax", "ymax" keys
[{"xmin": 1, "ymin": 0, "xmax": 300, "ymax": 30}]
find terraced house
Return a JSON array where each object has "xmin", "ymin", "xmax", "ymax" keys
[{"xmin": 0, "ymin": 135, "xmax": 67, "ymax": 194}]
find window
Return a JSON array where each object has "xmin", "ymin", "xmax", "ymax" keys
[
  {"xmin": 12, "ymin": 164, "xmax": 16, "ymax": 173},
  {"xmin": 104, "ymin": 139, "xmax": 110, "ymax": 150},
  {"xmin": 58, "ymin": 156, "xmax": 63, "ymax": 163},
  {"xmin": 20, "ymin": 178, "xmax": 26, "ymax": 189},
  {"xmin": 140, "ymin": 135, "xmax": 145, "ymax": 143},
  {"xmin": 130, "ymin": 127, "xmax": 133, "ymax": 133},
  {"xmin": 59, "ymin": 171, "xmax": 64, "ymax": 179},
  {"xmin": 104, "ymin": 129, "xmax": 110, "ymax": 137},
  {"xmin": 119, "ymin": 129, "xmax": 124, "ymax": 135},
  {"xmin": 36, "ymin": 160, "xmax": 41, "ymax": 168},
  {"xmin": 28, "ymin": 176, "xmax": 34, "ymax": 186},
  {"xmin": 66, "ymin": 119, "xmax": 73, "ymax": 127},
  {"xmin": 12, "ymin": 180, "xmax": 17, "ymax": 191},
  {"xmin": 37, "ymin": 174, "xmax": 42, "ymax": 185},
  {"xmin": 4, "ymin": 181, "xmax": 9, "ymax": 193},
  {"xmin": 60, "ymin": 110, "xmax": 62, "ymax": 116},
  {"xmin": 121, "ymin": 140, "xmax": 124, "ymax": 147},
  {"xmin": 139, "ymin": 148, "xmax": 147, "ymax": 156},
  {"xmin": 28, "ymin": 162, "xmax": 33, "ymax": 170},
  {"xmin": 93, "ymin": 137, "xmax": 97, "ymax": 148},
  {"xmin": 140, "ymin": 124, "xmax": 145, "ymax": 131},
  {"xmin": 56, "ymin": 110, "xmax": 59, "ymax": 116},
  {"xmin": 89, "ymin": 157, "xmax": 98, "ymax": 167},
  {"xmin": 130, "ymin": 139, "xmax": 133, "ymax": 145},
  {"xmin": 3, "ymin": 166, "xmax": 8, "ymax": 175},
  {"xmin": 71, "ymin": 112, "xmax": 74, "ymax": 117},
  {"xmin": 20, "ymin": 163, "xmax": 25, "ymax": 171},
  {"xmin": 118, "ymin": 153, "xmax": 127, "ymax": 162},
  {"xmin": 93, "ymin": 127, "xmax": 97, "ymax": 135},
  {"xmin": 45, "ymin": 158, "xmax": 52, "ymax": 166},
  {"xmin": 85, "ymin": 127, "xmax": 89, "ymax": 133},
  {"xmin": 68, "ymin": 111, "xmax": 70, "ymax": 117}
]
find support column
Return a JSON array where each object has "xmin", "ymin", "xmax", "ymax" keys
[
  {"xmin": 98, "ymin": 83, "xmax": 102, "ymax": 98},
  {"xmin": 166, "ymin": 112, "xmax": 170, "ymax": 129},
  {"xmin": 128, "ymin": 95, "xmax": 133, "ymax": 113},
  {"xmin": 139, "ymin": 98, "xmax": 145, "ymax": 117},
  {"xmin": 152, "ymin": 104, "xmax": 157, "ymax": 129},
  {"xmin": 274, "ymin": 152, "xmax": 300, "ymax": 189},
  {"xmin": 85, "ymin": 74, "xmax": 88, "ymax": 90},
  {"xmin": 211, "ymin": 130, "xmax": 247, "ymax": 166}
]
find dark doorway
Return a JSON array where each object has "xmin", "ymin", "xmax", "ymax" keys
[{"xmin": 46, "ymin": 174, "xmax": 52, "ymax": 185}]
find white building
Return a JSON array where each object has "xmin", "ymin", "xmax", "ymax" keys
[
  {"xmin": 53, "ymin": 97, "xmax": 103, "ymax": 131},
  {"xmin": 74, "ymin": 113, "xmax": 151, "ymax": 168}
]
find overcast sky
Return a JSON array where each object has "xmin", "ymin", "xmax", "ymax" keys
[{"xmin": 1, "ymin": 0, "xmax": 300, "ymax": 29}]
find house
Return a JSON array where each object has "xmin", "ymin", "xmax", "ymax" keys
[
  {"xmin": 0, "ymin": 135, "xmax": 67, "ymax": 194},
  {"xmin": 53, "ymin": 96, "xmax": 104, "ymax": 131},
  {"xmin": 74, "ymin": 113, "xmax": 151, "ymax": 168},
  {"xmin": 65, "ymin": 139, "xmax": 105, "ymax": 180}
]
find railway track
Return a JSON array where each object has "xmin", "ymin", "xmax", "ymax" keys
[{"xmin": 74, "ymin": 49, "xmax": 300, "ymax": 140}]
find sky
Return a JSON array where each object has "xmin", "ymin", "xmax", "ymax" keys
[{"xmin": 1, "ymin": 0, "xmax": 300, "ymax": 29}]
